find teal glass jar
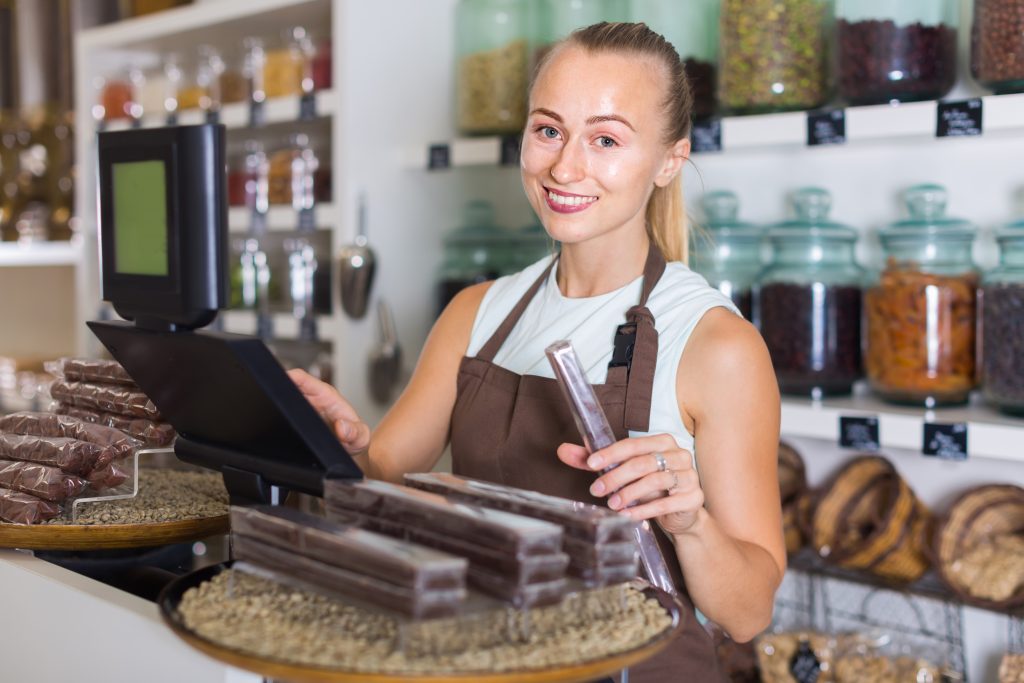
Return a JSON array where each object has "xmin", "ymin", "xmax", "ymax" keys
[
  {"xmin": 455, "ymin": 0, "xmax": 530, "ymax": 135},
  {"xmin": 757, "ymin": 188, "xmax": 865, "ymax": 397},
  {"xmin": 691, "ymin": 191, "xmax": 760, "ymax": 321},
  {"xmin": 630, "ymin": 0, "xmax": 720, "ymax": 118},
  {"xmin": 510, "ymin": 218, "xmax": 554, "ymax": 271},
  {"xmin": 837, "ymin": 0, "xmax": 959, "ymax": 105},
  {"xmin": 865, "ymin": 185, "xmax": 978, "ymax": 407},
  {"xmin": 980, "ymin": 217, "xmax": 1024, "ymax": 415},
  {"xmin": 533, "ymin": 0, "xmax": 629, "ymax": 70},
  {"xmin": 437, "ymin": 201, "xmax": 518, "ymax": 314}
]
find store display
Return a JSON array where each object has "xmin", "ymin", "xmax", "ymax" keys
[
  {"xmin": 719, "ymin": 0, "xmax": 832, "ymax": 114},
  {"xmin": 981, "ymin": 217, "xmax": 1024, "ymax": 415},
  {"xmin": 52, "ymin": 357, "xmax": 135, "ymax": 385},
  {"xmin": 692, "ymin": 191, "xmax": 761, "ymax": 321},
  {"xmin": 1002, "ymin": 653, "xmax": 1024, "ymax": 683},
  {"xmin": 0, "ymin": 460, "xmax": 86, "ymax": 502},
  {"xmin": 55, "ymin": 405, "xmax": 176, "ymax": 448},
  {"xmin": 0, "ymin": 487, "xmax": 60, "ymax": 524},
  {"xmin": 0, "ymin": 411, "xmax": 140, "ymax": 465},
  {"xmin": 866, "ymin": 185, "xmax": 977, "ymax": 407},
  {"xmin": 972, "ymin": 0, "xmax": 1024, "ymax": 94},
  {"xmin": 0, "ymin": 434, "xmax": 101, "ymax": 476},
  {"xmin": 49, "ymin": 379, "xmax": 162, "ymax": 420},
  {"xmin": 264, "ymin": 26, "xmax": 314, "ymax": 99},
  {"xmin": 837, "ymin": 0, "xmax": 958, "ymax": 104},
  {"xmin": 758, "ymin": 188, "xmax": 864, "ymax": 397}
]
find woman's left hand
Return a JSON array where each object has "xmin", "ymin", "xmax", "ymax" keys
[{"xmin": 556, "ymin": 434, "xmax": 704, "ymax": 536}]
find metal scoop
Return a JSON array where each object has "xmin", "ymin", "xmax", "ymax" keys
[{"xmin": 338, "ymin": 192, "xmax": 376, "ymax": 319}]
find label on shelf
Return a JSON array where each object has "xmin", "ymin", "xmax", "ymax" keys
[
  {"xmin": 937, "ymin": 99, "xmax": 983, "ymax": 138},
  {"xmin": 249, "ymin": 100, "xmax": 266, "ymax": 128},
  {"xmin": 839, "ymin": 415, "xmax": 880, "ymax": 451},
  {"xmin": 807, "ymin": 109, "xmax": 846, "ymax": 146},
  {"xmin": 500, "ymin": 135, "xmax": 521, "ymax": 166},
  {"xmin": 691, "ymin": 118, "xmax": 722, "ymax": 153},
  {"xmin": 428, "ymin": 144, "xmax": 450, "ymax": 170},
  {"xmin": 299, "ymin": 93, "xmax": 317, "ymax": 121},
  {"xmin": 922, "ymin": 422, "xmax": 968, "ymax": 460}
]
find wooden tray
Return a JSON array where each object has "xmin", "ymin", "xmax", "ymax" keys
[
  {"xmin": 159, "ymin": 563, "xmax": 686, "ymax": 683},
  {"xmin": 0, "ymin": 514, "xmax": 229, "ymax": 550}
]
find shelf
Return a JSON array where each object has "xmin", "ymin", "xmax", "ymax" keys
[
  {"xmin": 0, "ymin": 242, "xmax": 82, "ymax": 268},
  {"xmin": 227, "ymin": 204, "xmax": 338, "ymax": 233},
  {"xmin": 218, "ymin": 310, "xmax": 319, "ymax": 340}
]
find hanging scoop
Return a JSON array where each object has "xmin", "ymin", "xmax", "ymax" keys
[{"xmin": 338, "ymin": 192, "xmax": 377, "ymax": 319}]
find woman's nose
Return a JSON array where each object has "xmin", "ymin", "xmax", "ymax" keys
[{"xmin": 550, "ymin": 141, "xmax": 585, "ymax": 185}]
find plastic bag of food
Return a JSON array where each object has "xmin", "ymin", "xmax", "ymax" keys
[
  {"xmin": 0, "ymin": 459, "xmax": 87, "ymax": 502},
  {"xmin": 0, "ymin": 411, "xmax": 140, "ymax": 469},
  {"xmin": 85, "ymin": 458, "xmax": 131, "ymax": 490},
  {"xmin": 50, "ymin": 380, "xmax": 161, "ymax": 420},
  {"xmin": 55, "ymin": 404, "xmax": 176, "ymax": 447},
  {"xmin": 0, "ymin": 433, "xmax": 101, "ymax": 475},
  {"xmin": 46, "ymin": 357, "xmax": 136, "ymax": 386},
  {"xmin": 0, "ymin": 486, "xmax": 61, "ymax": 524}
]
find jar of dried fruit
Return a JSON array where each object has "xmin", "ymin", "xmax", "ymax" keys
[
  {"xmin": 692, "ymin": 190, "xmax": 761, "ymax": 322},
  {"xmin": 718, "ymin": 0, "xmax": 833, "ymax": 114},
  {"xmin": 972, "ymin": 0, "xmax": 1024, "ymax": 94},
  {"xmin": 837, "ymin": 0, "xmax": 959, "ymax": 105},
  {"xmin": 534, "ymin": 0, "xmax": 628, "ymax": 72},
  {"xmin": 455, "ymin": 0, "xmax": 530, "ymax": 135},
  {"xmin": 866, "ymin": 184, "xmax": 978, "ymax": 407},
  {"xmin": 980, "ymin": 217, "xmax": 1024, "ymax": 415},
  {"xmin": 757, "ymin": 188, "xmax": 864, "ymax": 397}
]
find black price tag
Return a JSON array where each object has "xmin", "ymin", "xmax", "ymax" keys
[
  {"xmin": 500, "ymin": 134, "xmax": 522, "ymax": 166},
  {"xmin": 249, "ymin": 100, "xmax": 266, "ymax": 128},
  {"xmin": 164, "ymin": 113, "xmax": 178, "ymax": 126},
  {"xmin": 937, "ymin": 99, "xmax": 983, "ymax": 138},
  {"xmin": 923, "ymin": 422, "xmax": 968, "ymax": 460},
  {"xmin": 427, "ymin": 144, "xmax": 450, "ymax": 170},
  {"xmin": 205, "ymin": 110, "xmax": 220, "ymax": 125},
  {"xmin": 807, "ymin": 109, "xmax": 846, "ymax": 146},
  {"xmin": 789, "ymin": 641, "xmax": 821, "ymax": 683},
  {"xmin": 691, "ymin": 118, "xmax": 722, "ymax": 153},
  {"xmin": 839, "ymin": 416, "xmax": 880, "ymax": 451},
  {"xmin": 298, "ymin": 93, "xmax": 317, "ymax": 121}
]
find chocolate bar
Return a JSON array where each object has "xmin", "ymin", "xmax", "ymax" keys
[
  {"xmin": 50, "ymin": 380, "xmax": 162, "ymax": 421},
  {"xmin": 575, "ymin": 562, "xmax": 642, "ymax": 586},
  {"xmin": 56, "ymin": 404, "xmax": 176, "ymax": 447},
  {"xmin": 563, "ymin": 536, "xmax": 639, "ymax": 567},
  {"xmin": 0, "ymin": 459, "xmax": 87, "ymax": 502},
  {"xmin": 0, "ymin": 411, "xmax": 141, "ymax": 469},
  {"xmin": 467, "ymin": 565, "xmax": 568, "ymax": 608},
  {"xmin": 0, "ymin": 486, "xmax": 61, "ymax": 524},
  {"xmin": 0, "ymin": 434, "xmax": 101, "ymax": 476},
  {"xmin": 58, "ymin": 358, "xmax": 136, "ymax": 386}
]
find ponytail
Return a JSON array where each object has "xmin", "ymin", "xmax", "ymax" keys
[{"xmin": 646, "ymin": 178, "xmax": 687, "ymax": 263}]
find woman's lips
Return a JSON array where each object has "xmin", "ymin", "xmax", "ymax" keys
[{"xmin": 544, "ymin": 187, "xmax": 598, "ymax": 214}]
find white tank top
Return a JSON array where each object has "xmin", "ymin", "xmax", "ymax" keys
[{"xmin": 466, "ymin": 255, "xmax": 741, "ymax": 455}]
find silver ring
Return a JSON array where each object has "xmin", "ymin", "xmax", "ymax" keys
[{"xmin": 654, "ymin": 452, "xmax": 668, "ymax": 472}]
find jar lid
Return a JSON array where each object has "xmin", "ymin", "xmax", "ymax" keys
[
  {"xmin": 444, "ymin": 200, "xmax": 515, "ymax": 246},
  {"xmin": 769, "ymin": 187, "xmax": 857, "ymax": 241},
  {"xmin": 882, "ymin": 184, "xmax": 974, "ymax": 239},
  {"xmin": 701, "ymin": 191, "xmax": 760, "ymax": 239}
]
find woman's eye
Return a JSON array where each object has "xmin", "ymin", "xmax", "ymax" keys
[
  {"xmin": 540, "ymin": 126, "xmax": 559, "ymax": 139},
  {"xmin": 597, "ymin": 136, "xmax": 616, "ymax": 148}
]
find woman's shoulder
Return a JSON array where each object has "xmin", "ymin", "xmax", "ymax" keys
[{"xmin": 648, "ymin": 261, "xmax": 740, "ymax": 322}]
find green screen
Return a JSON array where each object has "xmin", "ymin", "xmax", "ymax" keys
[{"xmin": 113, "ymin": 160, "xmax": 169, "ymax": 276}]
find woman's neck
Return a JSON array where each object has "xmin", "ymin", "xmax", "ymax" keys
[{"xmin": 556, "ymin": 229, "xmax": 650, "ymax": 298}]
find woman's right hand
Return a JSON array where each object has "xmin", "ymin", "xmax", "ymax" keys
[{"xmin": 288, "ymin": 368, "xmax": 371, "ymax": 456}]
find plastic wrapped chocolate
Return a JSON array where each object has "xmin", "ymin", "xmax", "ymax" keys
[
  {"xmin": 50, "ymin": 357, "xmax": 136, "ymax": 386},
  {"xmin": 0, "ymin": 411, "xmax": 141, "ymax": 469},
  {"xmin": 563, "ymin": 535, "xmax": 638, "ymax": 566},
  {"xmin": 49, "ymin": 380, "xmax": 162, "ymax": 421},
  {"xmin": 0, "ymin": 459, "xmax": 87, "ymax": 502},
  {"xmin": 0, "ymin": 486, "xmax": 61, "ymax": 524},
  {"xmin": 55, "ymin": 405, "xmax": 176, "ymax": 447},
  {"xmin": 0, "ymin": 434, "xmax": 101, "ymax": 476},
  {"xmin": 467, "ymin": 564, "xmax": 568, "ymax": 608},
  {"xmin": 232, "ymin": 534, "xmax": 466, "ymax": 619},
  {"xmin": 324, "ymin": 479, "xmax": 563, "ymax": 557},
  {"xmin": 85, "ymin": 458, "xmax": 131, "ymax": 490},
  {"xmin": 230, "ymin": 506, "xmax": 469, "ymax": 592}
]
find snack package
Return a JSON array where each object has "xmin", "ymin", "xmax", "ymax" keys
[
  {"xmin": 1001, "ymin": 653, "xmax": 1024, "ymax": 683},
  {"xmin": 0, "ymin": 433, "xmax": 101, "ymax": 475},
  {"xmin": 55, "ymin": 404, "xmax": 176, "ymax": 447},
  {"xmin": 85, "ymin": 458, "xmax": 131, "ymax": 490},
  {"xmin": 0, "ymin": 411, "xmax": 141, "ymax": 469},
  {"xmin": 467, "ymin": 564, "xmax": 568, "ymax": 608},
  {"xmin": 0, "ymin": 486, "xmax": 61, "ymax": 524},
  {"xmin": 50, "ymin": 380, "xmax": 162, "ymax": 421},
  {"xmin": 0, "ymin": 459, "xmax": 87, "ymax": 502},
  {"xmin": 756, "ymin": 631, "xmax": 838, "ymax": 683},
  {"xmin": 48, "ymin": 357, "xmax": 136, "ymax": 386}
]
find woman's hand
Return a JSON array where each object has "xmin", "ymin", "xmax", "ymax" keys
[
  {"xmin": 288, "ymin": 369, "xmax": 371, "ymax": 456},
  {"xmin": 556, "ymin": 434, "xmax": 704, "ymax": 536}
]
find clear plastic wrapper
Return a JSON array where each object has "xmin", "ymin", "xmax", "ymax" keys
[
  {"xmin": 466, "ymin": 564, "xmax": 568, "ymax": 608},
  {"xmin": 0, "ymin": 411, "xmax": 141, "ymax": 469},
  {"xmin": 232, "ymin": 534, "xmax": 466, "ymax": 619},
  {"xmin": 575, "ymin": 561, "xmax": 641, "ymax": 587},
  {"xmin": 324, "ymin": 479, "xmax": 563, "ymax": 557},
  {"xmin": 0, "ymin": 486, "xmax": 61, "ymax": 524},
  {"xmin": 84, "ymin": 458, "xmax": 131, "ymax": 490},
  {"xmin": 49, "ymin": 380, "xmax": 162, "ymax": 421},
  {"xmin": 563, "ymin": 536, "xmax": 638, "ymax": 566},
  {"xmin": 230, "ymin": 505, "xmax": 468, "ymax": 591},
  {"xmin": 0, "ymin": 433, "xmax": 100, "ymax": 475},
  {"xmin": 55, "ymin": 404, "xmax": 176, "ymax": 447},
  {"xmin": 46, "ymin": 357, "xmax": 136, "ymax": 386},
  {"xmin": 0, "ymin": 459, "xmax": 87, "ymax": 502}
]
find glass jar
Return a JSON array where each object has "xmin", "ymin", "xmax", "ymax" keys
[
  {"xmin": 691, "ymin": 191, "xmax": 761, "ymax": 321},
  {"xmin": 438, "ymin": 200, "xmax": 517, "ymax": 314},
  {"xmin": 312, "ymin": 38, "xmax": 332, "ymax": 91},
  {"xmin": 972, "ymin": 0, "xmax": 1024, "ymax": 94},
  {"xmin": 455, "ymin": 0, "xmax": 529, "ymax": 135},
  {"xmin": 980, "ymin": 218, "xmax": 1024, "ymax": 414},
  {"xmin": 243, "ymin": 37, "xmax": 267, "ymax": 106},
  {"xmin": 757, "ymin": 188, "xmax": 864, "ymax": 397},
  {"xmin": 268, "ymin": 134, "xmax": 318, "ymax": 207},
  {"xmin": 97, "ymin": 67, "xmax": 143, "ymax": 122},
  {"xmin": 264, "ymin": 26, "xmax": 314, "ymax": 99},
  {"xmin": 163, "ymin": 54, "xmax": 184, "ymax": 121},
  {"xmin": 719, "ymin": 0, "xmax": 833, "ymax": 114},
  {"xmin": 534, "ymin": 0, "xmax": 629, "ymax": 68},
  {"xmin": 865, "ymin": 184, "xmax": 978, "ymax": 407},
  {"xmin": 631, "ymin": 0, "xmax": 720, "ymax": 118},
  {"xmin": 219, "ymin": 47, "xmax": 248, "ymax": 105},
  {"xmin": 196, "ymin": 45, "xmax": 226, "ymax": 115},
  {"xmin": 837, "ymin": 0, "xmax": 958, "ymax": 105}
]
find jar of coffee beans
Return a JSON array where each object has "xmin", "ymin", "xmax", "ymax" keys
[
  {"xmin": 980, "ymin": 217, "xmax": 1024, "ymax": 415},
  {"xmin": 533, "ymin": 0, "xmax": 628, "ymax": 73},
  {"xmin": 757, "ymin": 188, "xmax": 865, "ymax": 398},
  {"xmin": 866, "ymin": 185, "xmax": 978, "ymax": 407},
  {"xmin": 972, "ymin": 0, "xmax": 1024, "ymax": 94},
  {"xmin": 836, "ymin": 0, "xmax": 959, "ymax": 105},
  {"xmin": 692, "ymin": 191, "xmax": 762, "ymax": 322}
]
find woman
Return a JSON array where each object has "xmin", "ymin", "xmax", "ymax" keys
[{"xmin": 292, "ymin": 22, "xmax": 784, "ymax": 680}]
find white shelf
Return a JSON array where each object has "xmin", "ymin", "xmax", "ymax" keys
[
  {"xmin": 0, "ymin": 242, "xmax": 82, "ymax": 267},
  {"xmin": 218, "ymin": 309, "xmax": 320, "ymax": 339},
  {"xmin": 227, "ymin": 203, "xmax": 338, "ymax": 232},
  {"xmin": 780, "ymin": 390, "xmax": 1024, "ymax": 464}
]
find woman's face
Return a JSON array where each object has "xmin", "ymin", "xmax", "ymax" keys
[{"xmin": 521, "ymin": 46, "xmax": 687, "ymax": 247}]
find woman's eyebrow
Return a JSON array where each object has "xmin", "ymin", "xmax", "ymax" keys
[
  {"xmin": 530, "ymin": 109, "xmax": 636, "ymax": 132},
  {"xmin": 530, "ymin": 107, "xmax": 563, "ymax": 121}
]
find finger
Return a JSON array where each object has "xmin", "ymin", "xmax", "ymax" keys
[
  {"xmin": 288, "ymin": 369, "xmax": 361, "ymax": 424},
  {"xmin": 585, "ymin": 434, "xmax": 686, "ymax": 471},
  {"xmin": 335, "ymin": 418, "xmax": 371, "ymax": 453},
  {"xmin": 622, "ymin": 487, "xmax": 705, "ymax": 522},
  {"xmin": 590, "ymin": 449, "xmax": 691, "ymax": 497},
  {"xmin": 606, "ymin": 471, "xmax": 683, "ymax": 511},
  {"xmin": 556, "ymin": 443, "xmax": 591, "ymax": 471}
]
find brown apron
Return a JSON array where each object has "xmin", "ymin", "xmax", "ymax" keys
[{"xmin": 450, "ymin": 246, "xmax": 723, "ymax": 682}]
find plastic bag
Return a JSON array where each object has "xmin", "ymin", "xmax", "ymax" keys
[
  {"xmin": 0, "ymin": 459, "xmax": 87, "ymax": 502},
  {"xmin": 0, "ymin": 433, "xmax": 101, "ymax": 475},
  {"xmin": 85, "ymin": 458, "xmax": 131, "ymax": 490},
  {"xmin": 0, "ymin": 486, "xmax": 61, "ymax": 524},
  {"xmin": 0, "ymin": 411, "xmax": 141, "ymax": 469},
  {"xmin": 50, "ymin": 380, "xmax": 161, "ymax": 420},
  {"xmin": 55, "ymin": 404, "xmax": 176, "ymax": 447},
  {"xmin": 46, "ymin": 357, "xmax": 136, "ymax": 386}
]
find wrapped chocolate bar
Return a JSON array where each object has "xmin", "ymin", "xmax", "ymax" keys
[
  {"xmin": 56, "ymin": 405, "xmax": 176, "ymax": 447},
  {"xmin": 85, "ymin": 458, "xmax": 131, "ymax": 490},
  {"xmin": 50, "ymin": 380, "xmax": 162, "ymax": 421},
  {"xmin": 0, "ymin": 434, "xmax": 101, "ymax": 476},
  {"xmin": 0, "ymin": 460, "xmax": 87, "ymax": 502},
  {"xmin": 467, "ymin": 565, "xmax": 568, "ymax": 608},
  {"xmin": 49, "ymin": 357, "xmax": 136, "ymax": 386},
  {"xmin": 0, "ymin": 486, "xmax": 61, "ymax": 524},
  {"xmin": 563, "ymin": 536, "xmax": 638, "ymax": 567},
  {"xmin": 0, "ymin": 411, "xmax": 141, "ymax": 468},
  {"xmin": 324, "ymin": 479, "xmax": 563, "ymax": 557},
  {"xmin": 232, "ymin": 534, "xmax": 466, "ymax": 619}
]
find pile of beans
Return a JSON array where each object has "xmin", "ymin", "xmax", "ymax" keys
[{"xmin": 972, "ymin": 0, "xmax": 1024, "ymax": 90}]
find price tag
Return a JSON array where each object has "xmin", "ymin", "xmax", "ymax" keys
[
  {"xmin": 205, "ymin": 110, "xmax": 220, "ymax": 125},
  {"xmin": 937, "ymin": 99, "xmax": 983, "ymax": 138},
  {"xmin": 807, "ymin": 109, "xmax": 846, "ymax": 146},
  {"xmin": 839, "ymin": 416, "xmax": 880, "ymax": 451},
  {"xmin": 298, "ymin": 93, "xmax": 317, "ymax": 121},
  {"xmin": 427, "ymin": 144, "xmax": 450, "ymax": 170},
  {"xmin": 789, "ymin": 641, "xmax": 822, "ymax": 683},
  {"xmin": 249, "ymin": 100, "xmax": 266, "ymax": 128},
  {"xmin": 165, "ymin": 113, "xmax": 178, "ymax": 127},
  {"xmin": 500, "ymin": 135, "xmax": 521, "ymax": 166},
  {"xmin": 923, "ymin": 422, "xmax": 968, "ymax": 460},
  {"xmin": 691, "ymin": 118, "xmax": 722, "ymax": 153}
]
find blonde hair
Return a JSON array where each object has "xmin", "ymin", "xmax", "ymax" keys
[{"xmin": 533, "ymin": 22, "xmax": 694, "ymax": 263}]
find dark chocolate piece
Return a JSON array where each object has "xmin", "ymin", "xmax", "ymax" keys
[
  {"xmin": 0, "ymin": 486, "xmax": 61, "ymax": 524},
  {"xmin": 466, "ymin": 565, "xmax": 568, "ymax": 608},
  {"xmin": 0, "ymin": 434, "xmax": 101, "ymax": 476},
  {"xmin": 563, "ymin": 536, "xmax": 638, "ymax": 567},
  {"xmin": 59, "ymin": 358, "xmax": 137, "ymax": 386},
  {"xmin": 0, "ymin": 459, "xmax": 87, "ymax": 502},
  {"xmin": 55, "ymin": 404, "xmax": 176, "ymax": 447},
  {"xmin": 49, "ymin": 380, "xmax": 162, "ymax": 421},
  {"xmin": 0, "ymin": 411, "xmax": 141, "ymax": 469}
]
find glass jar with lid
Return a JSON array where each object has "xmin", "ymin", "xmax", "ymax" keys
[
  {"xmin": 837, "ymin": 0, "xmax": 958, "ymax": 105},
  {"xmin": 455, "ymin": 0, "xmax": 529, "ymax": 135},
  {"xmin": 757, "ymin": 188, "xmax": 865, "ymax": 397},
  {"xmin": 268, "ymin": 133, "xmax": 318, "ymax": 208},
  {"xmin": 264, "ymin": 26, "xmax": 314, "ymax": 99},
  {"xmin": 865, "ymin": 184, "xmax": 978, "ymax": 407},
  {"xmin": 719, "ymin": 0, "xmax": 833, "ymax": 114},
  {"xmin": 980, "ymin": 216, "xmax": 1024, "ymax": 414},
  {"xmin": 437, "ymin": 200, "xmax": 518, "ymax": 314},
  {"xmin": 972, "ymin": 0, "xmax": 1024, "ymax": 94},
  {"xmin": 533, "ymin": 0, "xmax": 629, "ymax": 69},
  {"xmin": 691, "ymin": 190, "xmax": 761, "ymax": 321},
  {"xmin": 631, "ymin": 0, "xmax": 720, "ymax": 118}
]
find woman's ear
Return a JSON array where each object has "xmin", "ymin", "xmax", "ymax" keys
[{"xmin": 654, "ymin": 138, "xmax": 691, "ymax": 188}]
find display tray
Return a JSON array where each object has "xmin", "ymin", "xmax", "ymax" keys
[
  {"xmin": 159, "ymin": 562, "xmax": 686, "ymax": 683},
  {"xmin": 0, "ymin": 515, "xmax": 229, "ymax": 550}
]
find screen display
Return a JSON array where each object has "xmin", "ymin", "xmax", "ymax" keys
[{"xmin": 113, "ymin": 160, "xmax": 169, "ymax": 276}]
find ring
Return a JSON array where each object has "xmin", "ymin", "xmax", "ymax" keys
[{"xmin": 654, "ymin": 452, "xmax": 668, "ymax": 472}]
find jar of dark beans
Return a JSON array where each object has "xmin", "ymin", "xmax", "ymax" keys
[
  {"xmin": 972, "ymin": 0, "xmax": 1024, "ymax": 94},
  {"xmin": 692, "ymin": 191, "xmax": 761, "ymax": 322},
  {"xmin": 437, "ymin": 201, "xmax": 518, "ymax": 315},
  {"xmin": 866, "ymin": 185, "xmax": 978, "ymax": 408},
  {"xmin": 980, "ymin": 217, "xmax": 1024, "ymax": 415},
  {"xmin": 631, "ymin": 0, "xmax": 720, "ymax": 118},
  {"xmin": 719, "ymin": 0, "xmax": 833, "ymax": 114},
  {"xmin": 534, "ymin": 0, "xmax": 628, "ymax": 71},
  {"xmin": 757, "ymin": 188, "xmax": 864, "ymax": 398},
  {"xmin": 837, "ymin": 0, "xmax": 959, "ymax": 105}
]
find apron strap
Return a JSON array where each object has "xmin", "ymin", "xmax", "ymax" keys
[
  {"xmin": 476, "ymin": 256, "xmax": 559, "ymax": 363},
  {"xmin": 622, "ymin": 244, "xmax": 667, "ymax": 432}
]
